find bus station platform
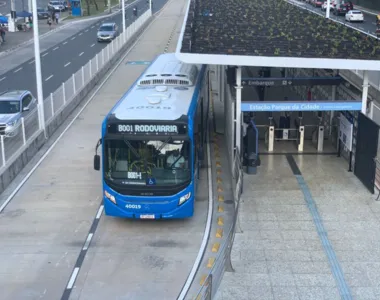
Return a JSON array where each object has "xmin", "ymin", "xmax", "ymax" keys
[
  {"xmin": 0, "ymin": 0, "xmax": 212, "ymax": 299},
  {"xmin": 215, "ymin": 154, "xmax": 380, "ymax": 300}
]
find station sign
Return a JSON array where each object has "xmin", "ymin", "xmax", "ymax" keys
[
  {"xmin": 107, "ymin": 123, "xmax": 187, "ymax": 135},
  {"xmin": 339, "ymin": 113, "xmax": 354, "ymax": 152},
  {"xmin": 241, "ymin": 76, "xmax": 343, "ymax": 87},
  {"xmin": 241, "ymin": 101, "xmax": 362, "ymax": 112}
]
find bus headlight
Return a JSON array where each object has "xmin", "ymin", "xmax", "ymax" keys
[
  {"xmin": 104, "ymin": 190, "xmax": 116, "ymax": 204},
  {"xmin": 179, "ymin": 192, "xmax": 191, "ymax": 205}
]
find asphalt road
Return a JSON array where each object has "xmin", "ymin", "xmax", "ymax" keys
[
  {"xmin": 293, "ymin": 0, "xmax": 378, "ymax": 35},
  {"xmin": 0, "ymin": 0, "xmax": 154, "ymax": 99},
  {"xmin": 1, "ymin": 0, "xmax": 167, "ymax": 165}
]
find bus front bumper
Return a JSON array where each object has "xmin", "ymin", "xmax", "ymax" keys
[{"xmin": 103, "ymin": 197, "xmax": 194, "ymax": 219}]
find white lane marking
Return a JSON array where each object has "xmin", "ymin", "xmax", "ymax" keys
[
  {"xmin": 64, "ymin": 62, "xmax": 71, "ymax": 67},
  {"xmin": 95, "ymin": 205, "xmax": 104, "ymax": 219},
  {"xmin": 14, "ymin": 67, "xmax": 22, "ymax": 73},
  {"xmin": 63, "ymin": 41, "xmax": 68, "ymax": 45},
  {"xmin": 0, "ymin": 8, "xmax": 159, "ymax": 214},
  {"xmin": 71, "ymin": 36, "xmax": 76, "ymax": 40},
  {"xmin": 90, "ymin": 43, "xmax": 95, "ymax": 47},
  {"xmin": 0, "ymin": 76, "xmax": 5, "ymax": 82},
  {"xmin": 91, "ymin": 26, "xmax": 95, "ymax": 28},
  {"xmin": 29, "ymin": 60, "xmax": 35, "ymax": 64},
  {"xmin": 67, "ymin": 267, "xmax": 80, "ymax": 289},
  {"xmin": 42, "ymin": 52, "xmax": 49, "ymax": 57},
  {"xmin": 53, "ymin": 46, "xmax": 59, "ymax": 51},
  {"xmin": 79, "ymin": 32, "xmax": 83, "ymax": 36},
  {"xmin": 79, "ymin": 52, "xmax": 84, "ymax": 56},
  {"xmin": 45, "ymin": 75, "xmax": 54, "ymax": 81},
  {"xmin": 82, "ymin": 233, "xmax": 94, "ymax": 251},
  {"xmin": 85, "ymin": 29, "xmax": 89, "ymax": 32}
]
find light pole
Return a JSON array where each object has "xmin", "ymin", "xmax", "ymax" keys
[
  {"xmin": 326, "ymin": 0, "xmax": 331, "ymax": 19},
  {"xmin": 122, "ymin": 0, "xmax": 126, "ymax": 37},
  {"xmin": 31, "ymin": 0, "xmax": 46, "ymax": 136}
]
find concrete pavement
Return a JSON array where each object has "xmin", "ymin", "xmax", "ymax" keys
[
  {"xmin": 216, "ymin": 154, "xmax": 380, "ymax": 300},
  {"xmin": 0, "ymin": 0, "xmax": 210, "ymax": 298}
]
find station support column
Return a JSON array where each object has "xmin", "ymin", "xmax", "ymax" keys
[
  {"xmin": 361, "ymin": 70, "xmax": 369, "ymax": 115},
  {"xmin": 219, "ymin": 66, "xmax": 225, "ymax": 104},
  {"xmin": 235, "ymin": 67, "xmax": 242, "ymax": 154},
  {"xmin": 330, "ymin": 70, "xmax": 337, "ymax": 136}
]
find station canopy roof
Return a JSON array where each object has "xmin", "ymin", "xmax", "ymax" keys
[{"xmin": 176, "ymin": 0, "xmax": 380, "ymax": 71}]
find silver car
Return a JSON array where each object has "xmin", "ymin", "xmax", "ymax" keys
[
  {"xmin": 0, "ymin": 90, "xmax": 37, "ymax": 138},
  {"xmin": 97, "ymin": 22, "xmax": 118, "ymax": 42}
]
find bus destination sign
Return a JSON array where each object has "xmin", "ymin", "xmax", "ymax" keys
[{"xmin": 108, "ymin": 123, "xmax": 187, "ymax": 135}]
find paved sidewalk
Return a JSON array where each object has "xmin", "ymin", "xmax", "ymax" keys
[{"xmin": 0, "ymin": 19, "xmax": 65, "ymax": 53}]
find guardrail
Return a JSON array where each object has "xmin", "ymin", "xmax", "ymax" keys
[
  {"xmin": 191, "ymin": 148, "xmax": 243, "ymax": 300},
  {"xmin": 0, "ymin": 9, "xmax": 151, "ymax": 171}
]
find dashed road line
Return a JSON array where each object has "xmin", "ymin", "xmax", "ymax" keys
[
  {"xmin": 79, "ymin": 52, "xmax": 84, "ymax": 56},
  {"xmin": 90, "ymin": 43, "xmax": 95, "ymax": 47},
  {"xmin": 14, "ymin": 67, "xmax": 22, "ymax": 73},
  {"xmin": 42, "ymin": 52, "xmax": 49, "ymax": 57},
  {"xmin": 29, "ymin": 60, "xmax": 35, "ymax": 64},
  {"xmin": 61, "ymin": 202, "xmax": 103, "ymax": 300},
  {"xmin": 79, "ymin": 32, "xmax": 83, "ymax": 36},
  {"xmin": 53, "ymin": 46, "xmax": 59, "ymax": 51},
  {"xmin": 71, "ymin": 36, "xmax": 76, "ymax": 40},
  {"xmin": 45, "ymin": 75, "xmax": 54, "ymax": 81},
  {"xmin": 64, "ymin": 62, "xmax": 71, "ymax": 67},
  {"xmin": 63, "ymin": 41, "xmax": 68, "ymax": 45},
  {"xmin": 91, "ymin": 25, "xmax": 95, "ymax": 28},
  {"xmin": 85, "ymin": 29, "xmax": 89, "ymax": 32},
  {"xmin": 0, "ymin": 76, "xmax": 5, "ymax": 82}
]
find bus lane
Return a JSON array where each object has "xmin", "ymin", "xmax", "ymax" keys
[{"xmin": 0, "ymin": 0, "xmax": 209, "ymax": 299}]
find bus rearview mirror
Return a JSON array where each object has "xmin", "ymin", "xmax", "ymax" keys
[{"xmin": 94, "ymin": 155, "xmax": 100, "ymax": 171}]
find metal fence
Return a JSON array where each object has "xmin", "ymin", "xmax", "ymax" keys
[
  {"xmin": 191, "ymin": 149, "xmax": 243, "ymax": 300},
  {"xmin": 0, "ymin": 9, "xmax": 152, "ymax": 172}
]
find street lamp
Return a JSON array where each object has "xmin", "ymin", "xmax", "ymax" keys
[{"xmin": 31, "ymin": 0, "xmax": 46, "ymax": 136}]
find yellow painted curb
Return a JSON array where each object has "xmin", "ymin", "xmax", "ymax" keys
[
  {"xmin": 212, "ymin": 243, "xmax": 220, "ymax": 252},
  {"xmin": 216, "ymin": 228, "xmax": 223, "ymax": 238},
  {"xmin": 207, "ymin": 257, "xmax": 215, "ymax": 268}
]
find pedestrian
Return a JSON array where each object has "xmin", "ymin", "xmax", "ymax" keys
[
  {"xmin": 0, "ymin": 25, "xmax": 5, "ymax": 43},
  {"xmin": 52, "ymin": 12, "xmax": 55, "ymax": 23},
  {"xmin": 55, "ymin": 12, "xmax": 59, "ymax": 24},
  {"xmin": 47, "ymin": 17, "xmax": 52, "ymax": 30}
]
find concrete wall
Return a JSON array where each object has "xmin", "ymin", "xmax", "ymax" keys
[{"xmin": 0, "ymin": 15, "xmax": 153, "ymax": 195}]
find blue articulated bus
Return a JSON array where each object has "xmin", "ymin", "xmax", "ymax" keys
[{"xmin": 93, "ymin": 53, "xmax": 209, "ymax": 219}]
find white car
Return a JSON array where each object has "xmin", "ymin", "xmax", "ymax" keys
[
  {"xmin": 345, "ymin": 10, "xmax": 364, "ymax": 22},
  {"xmin": 48, "ymin": 1, "xmax": 65, "ymax": 12}
]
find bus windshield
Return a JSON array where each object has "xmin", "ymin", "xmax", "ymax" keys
[{"xmin": 104, "ymin": 138, "xmax": 191, "ymax": 187}]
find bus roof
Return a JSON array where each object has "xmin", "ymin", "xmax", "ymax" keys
[{"xmin": 109, "ymin": 53, "xmax": 202, "ymax": 122}]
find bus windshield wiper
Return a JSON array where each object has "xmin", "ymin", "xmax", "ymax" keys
[
  {"xmin": 123, "ymin": 138, "xmax": 141, "ymax": 159},
  {"xmin": 157, "ymin": 136, "xmax": 173, "ymax": 153},
  {"xmin": 123, "ymin": 138, "xmax": 150, "ymax": 173}
]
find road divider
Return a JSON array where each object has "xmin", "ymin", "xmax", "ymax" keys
[{"xmin": 0, "ymin": 8, "xmax": 153, "ymax": 196}]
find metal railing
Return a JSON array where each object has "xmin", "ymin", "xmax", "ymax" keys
[
  {"xmin": 0, "ymin": 9, "xmax": 152, "ymax": 172},
  {"xmin": 191, "ymin": 149, "xmax": 244, "ymax": 300}
]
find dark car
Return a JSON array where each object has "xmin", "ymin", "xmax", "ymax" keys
[
  {"xmin": 37, "ymin": 8, "xmax": 50, "ymax": 19},
  {"xmin": 333, "ymin": 4, "xmax": 347, "ymax": 15}
]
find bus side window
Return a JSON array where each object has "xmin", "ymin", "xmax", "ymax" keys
[{"xmin": 193, "ymin": 99, "xmax": 202, "ymax": 167}]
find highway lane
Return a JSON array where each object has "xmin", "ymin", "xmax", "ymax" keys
[
  {"xmin": 0, "ymin": 0, "xmax": 152, "ymax": 98},
  {"xmin": 292, "ymin": 0, "xmax": 378, "ymax": 35}
]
